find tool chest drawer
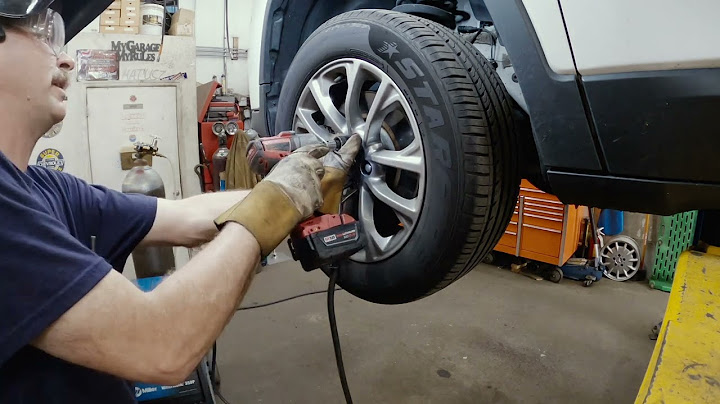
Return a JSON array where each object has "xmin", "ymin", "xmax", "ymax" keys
[
  {"xmin": 521, "ymin": 224, "xmax": 561, "ymax": 257},
  {"xmin": 494, "ymin": 180, "xmax": 587, "ymax": 266},
  {"xmin": 523, "ymin": 214, "xmax": 563, "ymax": 232}
]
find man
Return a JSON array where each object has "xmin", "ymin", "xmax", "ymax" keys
[{"xmin": 0, "ymin": 3, "xmax": 362, "ymax": 402}]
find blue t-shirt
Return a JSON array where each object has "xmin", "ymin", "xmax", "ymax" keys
[{"xmin": 0, "ymin": 153, "xmax": 157, "ymax": 403}]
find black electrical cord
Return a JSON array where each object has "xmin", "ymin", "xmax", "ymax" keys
[
  {"xmin": 228, "ymin": 277, "xmax": 353, "ymax": 403},
  {"xmin": 237, "ymin": 288, "xmax": 341, "ymax": 311},
  {"xmin": 210, "ymin": 346, "xmax": 231, "ymax": 404},
  {"xmin": 210, "ymin": 342, "xmax": 218, "ymax": 386},
  {"xmin": 328, "ymin": 269, "xmax": 353, "ymax": 404},
  {"xmin": 215, "ymin": 390, "xmax": 231, "ymax": 404}
]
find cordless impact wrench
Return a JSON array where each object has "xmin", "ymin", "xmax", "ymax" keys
[{"xmin": 246, "ymin": 131, "xmax": 365, "ymax": 271}]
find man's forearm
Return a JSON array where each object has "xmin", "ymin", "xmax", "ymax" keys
[
  {"xmin": 144, "ymin": 190, "xmax": 251, "ymax": 247},
  {"xmin": 33, "ymin": 222, "xmax": 260, "ymax": 385},
  {"xmin": 145, "ymin": 222, "xmax": 260, "ymax": 381},
  {"xmin": 183, "ymin": 190, "xmax": 253, "ymax": 223}
]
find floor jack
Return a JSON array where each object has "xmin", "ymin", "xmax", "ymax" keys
[
  {"xmin": 557, "ymin": 258, "xmax": 605, "ymax": 287},
  {"xmin": 557, "ymin": 207, "xmax": 605, "ymax": 287}
]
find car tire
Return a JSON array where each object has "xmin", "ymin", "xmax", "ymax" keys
[{"xmin": 275, "ymin": 10, "xmax": 519, "ymax": 304}]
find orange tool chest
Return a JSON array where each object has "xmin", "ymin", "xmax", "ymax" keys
[{"xmin": 495, "ymin": 180, "xmax": 587, "ymax": 266}]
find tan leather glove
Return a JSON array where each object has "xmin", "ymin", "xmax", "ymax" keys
[
  {"xmin": 319, "ymin": 134, "xmax": 363, "ymax": 214},
  {"xmin": 215, "ymin": 145, "xmax": 329, "ymax": 256}
]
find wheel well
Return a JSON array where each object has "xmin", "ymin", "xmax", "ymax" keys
[
  {"xmin": 258, "ymin": 0, "xmax": 397, "ymax": 135},
  {"xmin": 257, "ymin": 0, "xmax": 549, "ymax": 190}
]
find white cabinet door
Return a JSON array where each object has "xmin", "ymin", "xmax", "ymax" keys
[{"xmin": 86, "ymin": 85, "xmax": 189, "ymax": 278}]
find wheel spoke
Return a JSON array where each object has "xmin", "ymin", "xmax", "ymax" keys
[
  {"xmin": 366, "ymin": 176, "xmax": 420, "ymax": 225},
  {"xmin": 367, "ymin": 143, "xmax": 423, "ymax": 173},
  {"xmin": 309, "ymin": 77, "xmax": 347, "ymax": 135},
  {"xmin": 358, "ymin": 185, "xmax": 392, "ymax": 258},
  {"xmin": 344, "ymin": 62, "xmax": 365, "ymax": 134},
  {"xmin": 364, "ymin": 79, "xmax": 401, "ymax": 143}
]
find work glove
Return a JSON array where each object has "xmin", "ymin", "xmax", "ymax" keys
[
  {"xmin": 319, "ymin": 134, "xmax": 363, "ymax": 214},
  {"xmin": 215, "ymin": 145, "xmax": 329, "ymax": 257}
]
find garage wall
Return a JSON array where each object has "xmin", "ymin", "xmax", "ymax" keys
[
  {"xmin": 81, "ymin": 2, "xmax": 265, "ymax": 100},
  {"xmin": 36, "ymin": 34, "xmax": 199, "ymax": 199},
  {"xmin": 195, "ymin": 0, "xmax": 258, "ymax": 96}
]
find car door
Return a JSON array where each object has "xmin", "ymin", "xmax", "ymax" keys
[{"xmin": 559, "ymin": 0, "xmax": 720, "ymax": 183}]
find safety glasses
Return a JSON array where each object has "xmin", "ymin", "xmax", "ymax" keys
[
  {"xmin": 0, "ymin": 0, "xmax": 55, "ymax": 18},
  {"xmin": 2, "ymin": 7, "xmax": 64, "ymax": 55}
]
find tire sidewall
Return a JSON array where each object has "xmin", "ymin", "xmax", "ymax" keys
[{"xmin": 276, "ymin": 18, "xmax": 469, "ymax": 303}]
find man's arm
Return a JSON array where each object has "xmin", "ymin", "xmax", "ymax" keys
[
  {"xmin": 30, "ymin": 145, "xmax": 335, "ymax": 386},
  {"xmin": 140, "ymin": 190, "xmax": 251, "ymax": 248},
  {"xmin": 33, "ymin": 222, "xmax": 259, "ymax": 385}
]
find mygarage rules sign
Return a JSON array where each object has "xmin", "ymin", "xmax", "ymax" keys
[{"xmin": 111, "ymin": 40, "xmax": 162, "ymax": 62}]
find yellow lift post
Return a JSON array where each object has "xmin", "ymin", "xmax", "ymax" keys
[{"xmin": 636, "ymin": 250, "xmax": 720, "ymax": 403}]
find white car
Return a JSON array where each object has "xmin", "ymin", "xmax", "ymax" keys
[{"xmin": 247, "ymin": 0, "xmax": 720, "ymax": 303}]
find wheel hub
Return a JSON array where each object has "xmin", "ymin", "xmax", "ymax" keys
[{"xmin": 292, "ymin": 58, "xmax": 426, "ymax": 263}]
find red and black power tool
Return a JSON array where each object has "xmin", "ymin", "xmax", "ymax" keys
[
  {"xmin": 247, "ymin": 131, "xmax": 364, "ymax": 271},
  {"xmin": 246, "ymin": 131, "xmax": 351, "ymax": 176}
]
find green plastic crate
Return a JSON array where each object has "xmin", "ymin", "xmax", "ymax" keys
[{"xmin": 649, "ymin": 211, "xmax": 698, "ymax": 292}]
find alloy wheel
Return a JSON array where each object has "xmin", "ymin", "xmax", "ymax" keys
[
  {"xmin": 601, "ymin": 235, "xmax": 641, "ymax": 281},
  {"xmin": 293, "ymin": 58, "xmax": 426, "ymax": 262}
]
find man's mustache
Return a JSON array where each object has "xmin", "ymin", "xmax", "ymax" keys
[{"xmin": 52, "ymin": 70, "xmax": 70, "ymax": 90}]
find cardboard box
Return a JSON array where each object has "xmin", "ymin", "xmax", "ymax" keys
[
  {"xmin": 101, "ymin": 9, "xmax": 120, "ymax": 18},
  {"xmin": 169, "ymin": 9, "xmax": 194, "ymax": 36},
  {"xmin": 100, "ymin": 25, "xmax": 139, "ymax": 34},
  {"xmin": 120, "ymin": 15, "xmax": 140, "ymax": 26},
  {"xmin": 100, "ymin": 16, "xmax": 120, "ymax": 26},
  {"xmin": 107, "ymin": 1, "xmax": 122, "ymax": 9}
]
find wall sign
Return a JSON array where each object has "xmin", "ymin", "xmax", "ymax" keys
[
  {"xmin": 77, "ymin": 50, "xmax": 120, "ymax": 81},
  {"xmin": 36, "ymin": 148, "xmax": 66, "ymax": 171},
  {"xmin": 111, "ymin": 41, "xmax": 162, "ymax": 62}
]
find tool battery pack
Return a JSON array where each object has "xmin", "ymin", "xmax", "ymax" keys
[{"xmin": 289, "ymin": 214, "xmax": 365, "ymax": 271}]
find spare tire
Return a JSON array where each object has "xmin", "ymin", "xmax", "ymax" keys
[{"xmin": 275, "ymin": 10, "xmax": 519, "ymax": 304}]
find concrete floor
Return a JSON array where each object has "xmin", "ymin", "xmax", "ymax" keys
[{"xmin": 216, "ymin": 260, "xmax": 669, "ymax": 404}]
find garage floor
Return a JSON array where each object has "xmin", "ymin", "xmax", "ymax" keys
[{"xmin": 216, "ymin": 260, "xmax": 668, "ymax": 404}]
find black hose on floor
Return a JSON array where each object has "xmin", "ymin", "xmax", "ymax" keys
[{"xmin": 328, "ymin": 268, "xmax": 353, "ymax": 404}]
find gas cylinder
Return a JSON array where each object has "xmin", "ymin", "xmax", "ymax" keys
[
  {"xmin": 122, "ymin": 141, "xmax": 176, "ymax": 278},
  {"xmin": 212, "ymin": 134, "xmax": 230, "ymax": 192}
]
